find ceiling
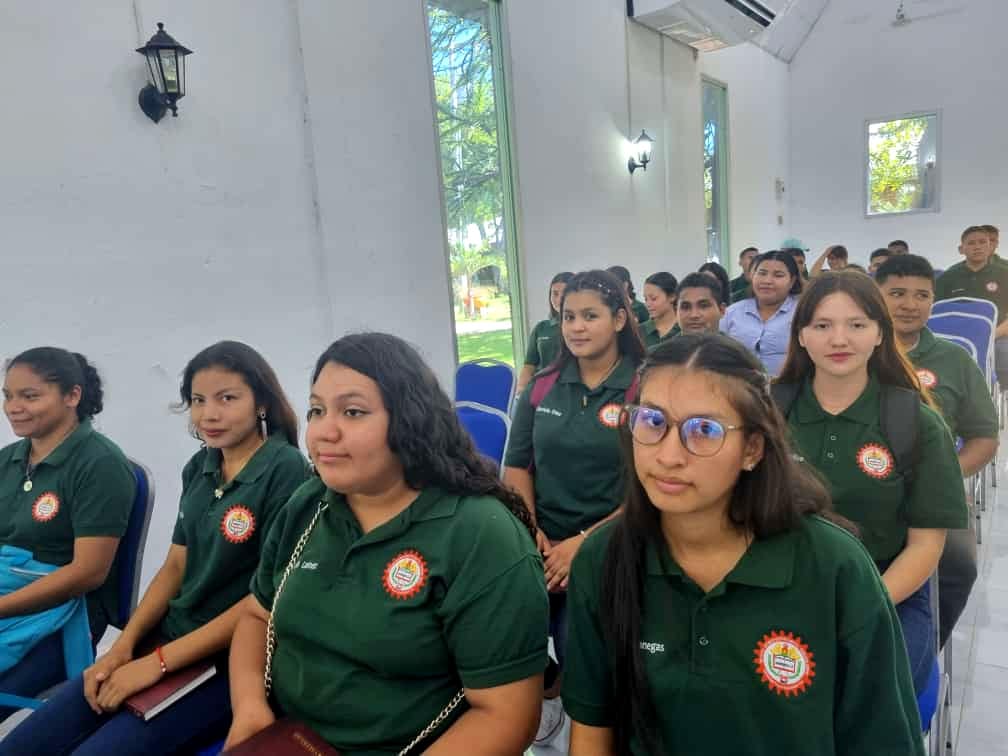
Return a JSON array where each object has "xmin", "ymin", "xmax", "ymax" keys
[{"xmin": 751, "ymin": 0, "xmax": 830, "ymax": 63}]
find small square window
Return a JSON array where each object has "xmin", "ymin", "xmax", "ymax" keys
[{"xmin": 865, "ymin": 113, "xmax": 940, "ymax": 217}]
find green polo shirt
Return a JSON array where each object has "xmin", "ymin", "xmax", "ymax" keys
[
  {"xmin": 524, "ymin": 318, "xmax": 561, "ymax": 369},
  {"xmin": 730, "ymin": 274, "xmax": 750, "ymax": 303},
  {"xmin": 641, "ymin": 319, "xmax": 680, "ymax": 349},
  {"xmin": 0, "ymin": 421, "xmax": 135, "ymax": 637},
  {"xmin": 562, "ymin": 516, "xmax": 923, "ymax": 755},
  {"xmin": 251, "ymin": 479, "xmax": 548, "ymax": 755},
  {"xmin": 908, "ymin": 327, "xmax": 998, "ymax": 441},
  {"xmin": 935, "ymin": 260, "xmax": 1008, "ymax": 322},
  {"xmin": 504, "ymin": 356, "xmax": 638, "ymax": 540},
  {"xmin": 631, "ymin": 298, "xmax": 650, "ymax": 324},
  {"xmin": 786, "ymin": 377, "xmax": 967, "ymax": 561},
  {"xmin": 161, "ymin": 436, "xmax": 308, "ymax": 640}
]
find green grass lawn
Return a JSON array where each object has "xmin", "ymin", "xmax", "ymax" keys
[{"xmin": 457, "ymin": 328, "xmax": 515, "ymax": 366}]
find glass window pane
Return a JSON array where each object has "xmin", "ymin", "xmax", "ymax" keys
[
  {"xmin": 866, "ymin": 113, "xmax": 939, "ymax": 216},
  {"xmin": 427, "ymin": 0, "xmax": 520, "ymax": 367},
  {"xmin": 160, "ymin": 50, "xmax": 179, "ymax": 93},
  {"xmin": 702, "ymin": 80, "xmax": 729, "ymax": 266}
]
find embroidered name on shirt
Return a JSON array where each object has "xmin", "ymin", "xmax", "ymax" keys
[
  {"xmin": 639, "ymin": 641, "xmax": 666, "ymax": 654},
  {"xmin": 299, "ymin": 561, "xmax": 319, "ymax": 570},
  {"xmin": 535, "ymin": 406, "xmax": 563, "ymax": 417}
]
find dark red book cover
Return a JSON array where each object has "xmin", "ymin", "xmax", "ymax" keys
[
  {"xmin": 225, "ymin": 719, "xmax": 341, "ymax": 755},
  {"xmin": 124, "ymin": 661, "xmax": 217, "ymax": 721}
]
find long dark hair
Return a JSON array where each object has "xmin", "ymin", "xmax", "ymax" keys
[
  {"xmin": 311, "ymin": 333, "xmax": 535, "ymax": 538},
  {"xmin": 698, "ymin": 261, "xmax": 731, "ymax": 305},
  {"xmin": 600, "ymin": 334, "xmax": 835, "ymax": 755},
  {"xmin": 548, "ymin": 270, "xmax": 647, "ymax": 374},
  {"xmin": 548, "ymin": 271, "xmax": 574, "ymax": 319},
  {"xmin": 606, "ymin": 265, "xmax": 637, "ymax": 301},
  {"xmin": 776, "ymin": 272, "xmax": 933, "ymax": 408},
  {"xmin": 8, "ymin": 348, "xmax": 104, "ymax": 421},
  {"xmin": 752, "ymin": 250, "xmax": 802, "ymax": 296},
  {"xmin": 179, "ymin": 341, "xmax": 300, "ymax": 447}
]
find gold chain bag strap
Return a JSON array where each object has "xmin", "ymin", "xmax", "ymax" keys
[{"xmin": 264, "ymin": 501, "xmax": 466, "ymax": 756}]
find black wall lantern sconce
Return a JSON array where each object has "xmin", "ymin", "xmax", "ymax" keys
[
  {"xmin": 627, "ymin": 130, "xmax": 655, "ymax": 174},
  {"xmin": 136, "ymin": 23, "xmax": 193, "ymax": 123}
]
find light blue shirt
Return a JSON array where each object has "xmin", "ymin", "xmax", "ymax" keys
[{"xmin": 720, "ymin": 295, "xmax": 797, "ymax": 376}]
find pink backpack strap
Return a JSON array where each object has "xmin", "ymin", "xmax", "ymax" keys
[
  {"xmin": 529, "ymin": 369, "xmax": 561, "ymax": 409},
  {"xmin": 625, "ymin": 373, "xmax": 640, "ymax": 402}
]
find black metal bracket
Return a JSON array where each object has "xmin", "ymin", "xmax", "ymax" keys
[{"xmin": 138, "ymin": 84, "xmax": 167, "ymax": 123}]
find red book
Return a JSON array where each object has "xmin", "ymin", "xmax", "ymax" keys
[
  {"xmin": 225, "ymin": 719, "xmax": 341, "ymax": 755},
  {"xmin": 124, "ymin": 661, "xmax": 217, "ymax": 721}
]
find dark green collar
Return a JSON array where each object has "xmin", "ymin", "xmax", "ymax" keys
[
  {"xmin": 325, "ymin": 486, "xmax": 459, "ymax": 528},
  {"xmin": 646, "ymin": 531, "xmax": 794, "ymax": 589},
  {"xmin": 559, "ymin": 355, "xmax": 637, "ymax": 391},
  {"xmin": 10, "ymin": 420, "xmax": 94, "ymax": 466},
  {"xmin": 201, "ymin": 435, "xmax": 290, "ymax": 484},
  {"xmin": 907, "ymin": 327, "xmax": 937, "ymax": 361},
  {"xmin": 792, "ymin": 375, "xmax": 880, "ymax": 426}
]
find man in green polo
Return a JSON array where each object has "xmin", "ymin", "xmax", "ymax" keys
[
  {"xmin": 729, "ymin": 247, "xmax": 758, "ymax": 303},
  {"xmin": 877, "ymin": 254, "xmax": 997, "ymax": 646},
  {"xmin": 676, "ymin": 273, "xmax": 725, "ymax": 335},
  {"xmin": 935, "ymin": 225, "xmax": 1008, "ymax": 386}
]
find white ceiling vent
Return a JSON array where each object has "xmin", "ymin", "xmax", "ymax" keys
[{"xmin": 630, "ymin": 0, "xmax": 778, "ymax": 52}]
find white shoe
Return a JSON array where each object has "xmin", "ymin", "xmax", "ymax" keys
[{"xmin": 535, "ymin": 696, "xmax": 567, "ymax": 746}]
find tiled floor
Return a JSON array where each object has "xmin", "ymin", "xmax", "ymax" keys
[{"xmin": 946, "ymin": 467, "xmax": 1008, "ymax": 755}]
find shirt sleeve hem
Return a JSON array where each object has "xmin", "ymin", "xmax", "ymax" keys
[
  {"xmin": 458, "ymin": 647, "xmax": 548, "ymax": 690},
  {"xmin": 562, "ymin": 696, "xmax": 612, "ymax": 728},
  {"xmin": 907, "ymin": 516, "xmax": 968, "ymax": 529},
  {"xmin": 72, "ymin": 524, "xmax": 130, "ymax": 537}
]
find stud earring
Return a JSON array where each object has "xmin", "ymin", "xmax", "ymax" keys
[{"xmin": 258, "ymin": 410, "xmax": 268, "ymax": 439}]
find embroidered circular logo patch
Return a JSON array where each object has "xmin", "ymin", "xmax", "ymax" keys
[
  {"xmin": 598, "ymin": 402, "xmax": 623, "ymax": 428},
  {"xmin": 916, "ymin": 368, "xmax": 938, "ymax": 388},
  {"xmin": 383, "ymin": 550, "xmax": 427, "ymax": 600},
  {"xmin": 987, "ymin": 281, "xmax": 999, "ymax": 293},
  {"xmin": 220, "ymin": 505, "xmax": 255, "ymax": 543},
  {"xmin": 32, "ymin": 492, "xmax": 60, "ymax": 522},
  {"xmin": 856, "ymin": 443, "xmax": 893, "ymax": 479},
  {"xmin": 754, "ymin": 631, "xmax": 815, "ymax": 696}
]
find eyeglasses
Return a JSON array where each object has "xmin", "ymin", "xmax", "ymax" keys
[{"xmin": 626, "ymin": 405, "xmax": 743, "ymax": 457}]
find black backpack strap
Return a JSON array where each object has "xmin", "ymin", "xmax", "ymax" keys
[
  {"xmin": 770, "ymin": 383, "xmax": 801, "ymax": 418},
  {"xmin": 879, "ymin": 385, "xmax": 920, "ymax": 482}
]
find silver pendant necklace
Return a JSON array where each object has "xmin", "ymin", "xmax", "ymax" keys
[{"xmin": 23, "ymin": 460, "xmax": 35, "ymax": 492}]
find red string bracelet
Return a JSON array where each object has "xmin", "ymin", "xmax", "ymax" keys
[{"xmin": 155, "ymin": 645, "xmax": 168, "ymax": 675}]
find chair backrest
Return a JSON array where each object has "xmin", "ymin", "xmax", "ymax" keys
[
  {"xmin": 455, "ymin": 360, "xmax": 516, "ymax": 416},
  {"xmin": 928, "ymin": 312, "xmax": 995, "ymax": 386},
  {"xmin": 932, "ymin": 296, "xmax": 998, "ymax": 324},
  {"xmin": 114, "ymin": 459, "xmax": 156, "ymax": 629},
  {"xmin": 455, "ymin": 401, "xmax": 510, "ymax": 472},
  {"xmin": 936, "ymin": 334, "xmax": 978, "ymax": 361}
]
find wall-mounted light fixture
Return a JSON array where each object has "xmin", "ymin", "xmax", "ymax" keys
[
  {"xmin": 627, "ymin": 130, "xmax": 655, "ymax": 174},
  {"xmin": 136, "ymin": 23, "xmax": 193, "ymax": 123}
]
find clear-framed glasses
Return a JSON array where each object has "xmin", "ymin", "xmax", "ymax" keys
[{"xmin": 626, "ymin": 405, "xmax": 743, "ymax": 457}]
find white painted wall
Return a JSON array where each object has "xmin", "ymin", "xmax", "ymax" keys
[
  {"xmin": 789, "ymin": 0, "xmax": 1008, "ymax": 267},
  {"xmin": 504, "ymin": 0, "xmax": 790, "ymax": 323},
  {"xmin": 0, "ymin": 0, "xmax": 790, "ymax": 608},
  {"xmin": 700, "ymin": 45, "xmax": 791, "ymax": 273},
  {"xmin": 0, "ymin": 0, "xmax": 452, "ymax": 598}
]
